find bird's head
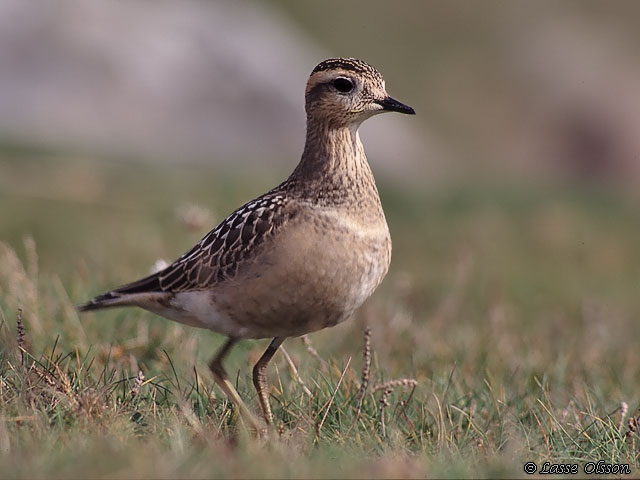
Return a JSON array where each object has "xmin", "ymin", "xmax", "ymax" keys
[{"xmin": 305, "ymin": 58, "xmax": 415, "ymax": 129}]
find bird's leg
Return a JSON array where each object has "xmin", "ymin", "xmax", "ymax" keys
[
  {"xmin": 252, "ymin": 337, "xmax": 285, "ymax": 425},
  {"xmin": 208, "ymin": 337, "xmax": 261, "ymax": 431}
]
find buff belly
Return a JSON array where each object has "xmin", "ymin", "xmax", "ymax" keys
[{"xmin": 163, "ymin": 217, "xmax": 391, "ymax": 339}]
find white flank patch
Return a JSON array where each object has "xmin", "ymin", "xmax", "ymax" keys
[{"xmin": 170, "ymin": 291, "xmax": 248, "ymax": 338}]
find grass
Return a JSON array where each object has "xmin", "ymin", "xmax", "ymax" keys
[{"xmin": 2, "ymin": 154, "xmax": 640, "ymax": 478}]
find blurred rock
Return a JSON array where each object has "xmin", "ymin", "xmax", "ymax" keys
[{"xmin": 0, "ymin": 0, "xmax": 429, "ymax": 178}]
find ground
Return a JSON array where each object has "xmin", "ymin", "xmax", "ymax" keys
[{"xmin": 1, "ymin": 154, "xmax": 640, "ymax": 478}]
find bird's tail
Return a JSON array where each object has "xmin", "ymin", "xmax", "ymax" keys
[
  {"xmin": 77, "ymin": 291, "xmax": 136, "ymax": 312},
  {"xmin": 77, "ymin": 272, "xmax": 163, "ymax": 312}
]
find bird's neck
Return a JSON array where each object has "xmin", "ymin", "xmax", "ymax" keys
[{"xmin": 287, "ymin": 118, "xmax": 381, "ymax": 209}]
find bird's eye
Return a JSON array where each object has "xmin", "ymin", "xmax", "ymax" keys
[{"xmin": 332, "ymin": 77, "xmax": 354, "ymax": 93}]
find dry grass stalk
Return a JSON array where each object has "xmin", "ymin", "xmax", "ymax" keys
[
  {"xmin": 374, "ymin": 378, "xmax": 418, "ymax": 438},
  {"xmin": 301, "ymin": 335, "xmax": 327, "ymax": 367},
  {"xmin": 618, "ymin": 401, "xmax": 628, "ymax": 433},
  {"xmin": 358, "ymin": 328, "xmax": 372, "ymax": 394},
  {"xmin": 280, "ymin": 346, "xmax": 312, "ymax": 397},
  {"xmin": 373, "ymin": 378, "xmax": 418, "ymax": 394},
  {"xmin": 355, "ymin": 326, "xmax": 372, "ymax": 415},
  {"xmin": 430, "ymin": 250, "xmax": 473, "ymax": 326},
  {"xmin": 16, "ymin": 308, "xmax": 26, "ymax": 365},
  {"xmin": 33, "ymin": 362, "xmax": 56, "ymax": 388},
  {"xmin": 131, "ymin": 370, "xmax": 145, "ymax": 399},
  {"xmin": 350, "ymin": 326, "xmax": 418, "ymax": 430},
  {"xmin": 316, "ymin": 357, "xmax": 351, "ymax": 434},
  {"xmin": 625, "ymin": 408, "xmax": 639, "ymax": 439},
  {"xmin": 379, "ymin": 385, "xmax": 393, "ymax": 438}
]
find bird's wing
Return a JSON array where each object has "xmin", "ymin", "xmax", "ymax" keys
[
  {"xmin": 159, "ymin": 192, "xmax": 291, "ymax": 292},
  {"xmin": 79, "ymin": 191, "xmax": 294, "ymax": 310}
]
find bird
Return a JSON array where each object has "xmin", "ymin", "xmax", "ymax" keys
[{"xmin": 78, "ymin": 57, "xmax": 415, "ymax": 429}]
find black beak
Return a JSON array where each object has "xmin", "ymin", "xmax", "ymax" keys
[{"xmin": 375, "ymin": 96, "xmax": 416, "ymax": 115}]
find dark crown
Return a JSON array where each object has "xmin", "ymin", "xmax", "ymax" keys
[{"xmin": 311, "ymin": 58, "xmax": 379, "ymax": 78}]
